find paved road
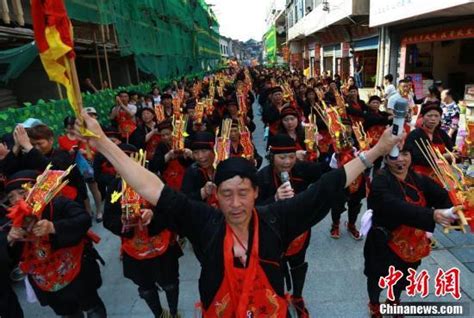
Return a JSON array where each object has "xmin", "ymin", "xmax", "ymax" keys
[{"xmin": 15, "ymin": 100, "xmax": 474, "ymax": 317}]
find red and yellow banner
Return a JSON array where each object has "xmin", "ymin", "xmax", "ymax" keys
[{"xmin": 31, "ymin": 0, "xmax": 79, "ymax": 116}]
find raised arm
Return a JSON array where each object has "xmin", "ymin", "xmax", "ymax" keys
[{"xmin": 76, "ymin": 111, "xmax": 164, "ymax": 206}]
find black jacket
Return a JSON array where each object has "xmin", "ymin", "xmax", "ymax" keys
[{"xmin": 154, "ymin": 168, "xmax": 346, "ymax": 310}]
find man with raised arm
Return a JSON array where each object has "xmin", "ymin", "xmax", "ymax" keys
[{"xmin": 76, "ymin": 110, "xmax": 401, "ymax": 317}]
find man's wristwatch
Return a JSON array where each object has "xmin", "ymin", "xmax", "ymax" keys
[{"xmin": 358, "ymin": 151, "xmax": 373, "ymax": 169}]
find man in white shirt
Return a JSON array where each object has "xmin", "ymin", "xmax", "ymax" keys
[{"xmin": 383, "ymin": 74, "xmax": 397, "ymax": 101}]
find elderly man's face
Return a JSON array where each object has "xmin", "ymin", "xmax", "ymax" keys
[{"xmin": 217, "ymin": 176, "xmax": 258, "ymax": 228}]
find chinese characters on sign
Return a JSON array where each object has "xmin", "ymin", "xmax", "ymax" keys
[{"xmin": 379, "ymin": 266, "xmax": 461, "ymax": 301}]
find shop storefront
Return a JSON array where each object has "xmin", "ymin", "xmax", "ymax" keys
[
  {"xmin": 352, "ymin": 36, "xmax": 378, "ymax": 87},
  {"xmin": 399, "ymin": 22, "xmax": 474, "ymax": 99}
]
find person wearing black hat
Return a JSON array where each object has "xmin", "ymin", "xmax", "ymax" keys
[
  {"xmin": 5, "ymin": 170, "xmax": 106, "ymax": 317},
  {"xmin": 278, "ymin": 106, "xmax": 307, "ymax": 155},
  {"xmin": 256, "ymin": 134, "xmax": 330, "ymax": 317},
  {"xmin": 103, "ymin": 146, "xmax": 183, "ymax": 318},
  {"xmin": 262, "ymin": 86, "xmax": 285, "ymax": 137},
  {"xmin": 364, "ymin": 96, "xmax": 392, "ymax": 148},
  {"xmin": 223, "ymin": 98, "xmax": 256, "ymax": 133},
  {"xmin": 149, "ymin": 120, "xmax": 194, "ymax": 190},
  {"xmin": 181, "ymin": 132, "xmax": 217, "ymax": 205},
  {"xmin": 129, "ymin": 107, "xmax": 161, "ymax": 160},
  {"xmin": 75, "ymin": 110, "xmax": 401, "ymax": 317},
  {"xmin": 228, "ymin": 120, "xmax": 262, "ymax": 169},
  {"xmin": 404, "ymin": 101, "xmax": 454, "ymax": 182},
  {"xmin": 161, "ymin": 93, "xmax": 174, "ymax": 119},
  {"xmin": 364, "ymin": 145, "xmax": 456, "ymax": 318}
]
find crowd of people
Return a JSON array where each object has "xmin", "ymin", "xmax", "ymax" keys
[{"xmin": 0, "ymin": 65, "xmax": 463, "ymax": 318}]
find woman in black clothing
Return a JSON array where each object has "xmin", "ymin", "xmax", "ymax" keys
[
  {"xmin": 364, "ymin": 145, "xmax": 456, "ymax": 318},
  {"xmin": 404, "ymin": 102, "xmax": 454, "ymax": 182}
]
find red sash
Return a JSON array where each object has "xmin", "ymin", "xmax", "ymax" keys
[
  {"xmin": 285, "ymin": 231, "xmax": 309, "ymax": 257},
  {"xmin": 202, "ymin": 210, "xmax": 287, "ymax": 317},
  {"xmin": 387, "ymin": 178, "xmax": 431, "ymax": 263},
  {"xmin": 60, "ymin": 185, "xmax": 77, "ymax": 201},
  {"xmin": 122, "ymin": 228, "xmax": 173, "ymax": 260},
  {"xmin": 118, "ymin": 110, "xmax": 137, "ymax": 138},
  {"xmin": 163, "ymin": 159, "xmax": 186, "ymax": 191},
  {"xmin": 146, "ymin": 134, "xmax": 161, "ymax": 161},
  {"xmin": 101, "ymin": 161, "xmax": 116, "ymax": 176},
  {"xmin": 20, "ymin": 238, "xmax": 84, "ymax": 292}
]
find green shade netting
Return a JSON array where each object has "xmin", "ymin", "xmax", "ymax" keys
[
  {"xmin": 0, "ymin": 42, "xmax": 38, "ymax": 83},
  {"xmin": 64, "ymin": 0, "xmax": 221, "ymax": 79}
]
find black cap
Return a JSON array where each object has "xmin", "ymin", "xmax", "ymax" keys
[
  {"xmin": 368, "ymin": 95, "xmax": 382, "ymax": 103},
  {"xmin": 5, "ymin": 170, "xmax": 39, "ymax": 193},
  {"xmin": 214, "ymin": 157, "xmax": 257, "ymax": 187},
  {"xmin": 190, "ymin": 132, "xmax": 215, "ymax": 150},
  {"xmin": 270, "ymin": 86, "xmax": 283, "ymax": 94},
  {"xmin": 420, "ymin": 101, "xmax": 442, "ymax": 117},
  {"xmin": 280, "ymin": 106, "xmax": 299, "ymax": 119},
  {"xmin": 269, "ymin": 134, "xmax": 297, "ymax": 154}
]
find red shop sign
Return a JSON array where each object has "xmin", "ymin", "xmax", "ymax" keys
[{"xmin": 402, "ymin": 25, "xmax": 474, "ymax": 45}]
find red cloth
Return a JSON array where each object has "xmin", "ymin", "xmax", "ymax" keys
[{"xmin": 31, "ymin": 0, "xmax": 75, "ymax": 58}]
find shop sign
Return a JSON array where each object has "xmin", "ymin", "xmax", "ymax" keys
[{"xmin": 402, "ymin": 26, "xmax": 474, "ymax": 45}]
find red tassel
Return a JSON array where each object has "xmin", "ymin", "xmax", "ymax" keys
[{"xmin": 7, "ymin": 199, "xmax": 33, "ymax": 227}]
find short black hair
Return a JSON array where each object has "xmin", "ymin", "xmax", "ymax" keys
[
  {"xmin": 117, "ymin": 90, "xmax": 128, "ymax": 96},
  {"xmin": 384, "ymin": 74, "xmax": 393, "ymax": 82}
]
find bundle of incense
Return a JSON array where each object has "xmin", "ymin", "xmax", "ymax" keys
[
  {"xmin": 213, "ymin": 118, "xmax": 232, "ymax": 168},
  {"xmin": 111, "ymin": 150, "xmax": 147, "ymax": 232},
  {"xmin": 304, "ymin": 114, "xmax": 319, "ymax": 152},
  {"xmin": 8, "ymin": 164, "xmax": 74, "ymax": 229},
  {"xmin": 195, "ymin": 101, "xmax": 205, "ymax": 124},
  {"xmin": 154, "ymin": 103, "xmax": 166, "ymax": 123},
  {"xmin": 415, "ymin": 140, "xmax": 473, "ymax": 233},
  {"xmin": 239, "ymin": 118, "xmax": 254, "ymax": 159},
  {"xmin": 352, "ymin": 121, "xmax": 370, "ymax": 151},
  {"xmin": 282, "ymin": 82, "xmax": 296, "ymax": 107},
  {"xmin": 171, "ymin": 114, "xmax": 189, "ymax": 151},
  {"xmin": 172, "ymin": 97, "xmax": 182, "ymax": 118},
  {"xmin": 326, "ymin": 107, "xmax": 352, "ymax": 152},
  {"xmin": 236, "ymin": 86, "xmax": 248, "ymax": 117},
  {"xmin": 205, "ymin": 97, "xmax": 214, "ymax": 116},
  {"xmin": 334, "ymin": 90, "xmax": 347, "ymax": 118}
]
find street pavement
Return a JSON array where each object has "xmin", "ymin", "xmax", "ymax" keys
[{"xmin": 15, "ymin": 99, "xmax": 474, "ymax": 317}]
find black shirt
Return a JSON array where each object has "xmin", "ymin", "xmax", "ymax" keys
[{"xmin": 154, "ymin": 168, "xmax": 346, "ymax": 309}]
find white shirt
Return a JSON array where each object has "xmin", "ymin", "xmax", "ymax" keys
[
  {"xmin": 387, "ymin": 92, "xmax": 414, "ymax": 110},
  {"xmin": 384, "ymin": 84, "xmax": 397, "ymax": 100}
]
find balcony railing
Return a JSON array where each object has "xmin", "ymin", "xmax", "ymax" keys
[{"xmin": 0, "ymin": 0, "xmax": 25, "ymax": 26}]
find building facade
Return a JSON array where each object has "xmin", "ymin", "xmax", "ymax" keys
[{"xmin": 371, "ymin": 0, "xmax": 474, "ymax": 99}]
